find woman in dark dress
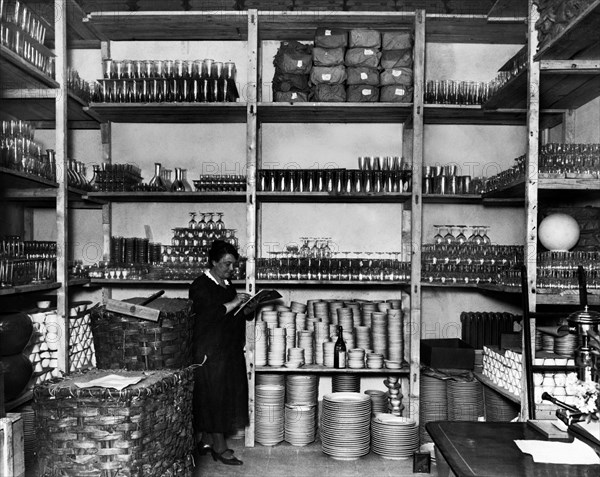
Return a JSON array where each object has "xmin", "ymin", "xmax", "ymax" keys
[{"xmin": 189, "ymin": 240, "xmax": 251, "ymax": 465}]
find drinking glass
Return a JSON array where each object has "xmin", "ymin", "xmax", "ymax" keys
[
  {"xmin": 188, "ymin": 212, "xmax": 197, "ymax": 229},
  {"xmin": 481, "ymin": 226, "xmax": 491, "ymax": 245},
  {"xmin": 198, "ymin": 212, "xmax": 207, "ymax": 231},
  {"xmin": 443, "ymin": 226, "xmax": 456, "ymax": 245},
  {"xmin": 456, "ymin": 226, "xmax": 467, "ymax": 245},
  {"xmin": 216, "ymin": 212, "xmax": 225, "ymax": 230},
  {"xmin": 433, "ymin": 225, "xmax": 444, "ymax": 245}
]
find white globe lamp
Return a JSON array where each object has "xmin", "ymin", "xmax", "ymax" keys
[{"xmin": 538, "ymin": 213, "xmax": 580, "ymax": 251}]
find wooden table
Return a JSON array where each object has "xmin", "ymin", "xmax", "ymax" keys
[{"xmin": 426, "ymin": 421, "xmax": 600, "ymax": 477}]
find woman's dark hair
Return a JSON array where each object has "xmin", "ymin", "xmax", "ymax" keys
[{"xmin": 208, "ymin": 240, "xmax": 239, "ymax": 264}]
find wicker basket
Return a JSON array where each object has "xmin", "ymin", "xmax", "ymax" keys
[
  {"xmin": 91, "ymin": 298, "xmax": 193, "ymax": 371},
  {"xmin": 33, "ymin": 368, "xmax": 195, "ymax": 477}
]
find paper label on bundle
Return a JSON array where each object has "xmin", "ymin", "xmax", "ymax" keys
[
  {"xmin": 395, "ymin": 88, "xmax": 405, "ymax": 96},
  {"xmin": 291, "ymin": 92, "xmax": 298, "ymax": 99},
  {"xmin": 297, "ymin": 60, "xmax": 303, "ymax": 67},
  {"xmin": 362, "ymin": 89, "xmax": 371, "ymax": 96},
  {"xmin": 364, "ymin": 49, "xmax": 374, "ymax": 55},
  {"xmin": 322, "ymin": 74, "xmax": 331, "ymax": 81},
  {"xmin": 360, "ymin": 72, "xmax": 368, "ymax": 80},
  {"xmin": 325, "ymin": 30, "xmax": 331, "ymax": 35},
  {"xmin": 392, "ymin": 69, "xmax": 402, "ymax": 76}
]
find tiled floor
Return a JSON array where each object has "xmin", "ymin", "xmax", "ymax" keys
[{"xmin": 192, "ymin": 438, "xmax": 442, "ymax": 477}]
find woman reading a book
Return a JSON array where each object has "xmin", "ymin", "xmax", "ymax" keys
[{"xmin": 189, "ymin": 240, "xmax": 251, "ymax": 466}]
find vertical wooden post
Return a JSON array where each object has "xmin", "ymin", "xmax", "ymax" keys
[
  {"xmin": 522, "ymin": 0, "xmax": 541, "ymax": 421},
  {"xmin": 410, "ymin": 9, "xmax": 425, "ymax": 423},
  {"xmin": 55, "ymin": 0, "xmax": 69, "ymax": 373},
  {"xmin": 100, "ymin": 42, "xmax": 112, "ymax": 301},
  {"xmin": 245, "ymin": 9, "xmax": 258, "ymax": 448},
  {"xmin": 562, "ymin": 109, "xmax": 576, "ymax": 143}
]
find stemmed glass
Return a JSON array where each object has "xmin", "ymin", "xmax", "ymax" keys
[
  {"xmin": 443, "ymin": 225, "xmax": 456, "ymax": 245},
  {"xmin": 481, "ymin": 226, "xmax": 491, "ymax": 245},
  {"xmin": 299, "ymin": 237, "xmax": 310, "ymax": 258},
  {"xmin": 456, "ymin": 226, "xmax": 467, "ymax": 245},
  {"xmin": 469, "ymin": 226, "xmax": 483, "ymax": 245},
  {"xmin": 433, "ymin": 225, "xmax": 444, "ymax": 245},
  {"xmin": 216, "ymin": 212, "xmax": 225, "ymax": 230},
  {"xmin": 197, "ymin": 212, "xmax": 207, "ymax": 231},
  {"xmin": 188, "ymin": 212, "xmax": 197, "ymax": 229},
  {"xmin": 310, "ymin": 239, "xmax": 320, "ymax": 258},
  {"xmin": 206, "ymin": 212, "xmax": 216, "ymax": 230}
]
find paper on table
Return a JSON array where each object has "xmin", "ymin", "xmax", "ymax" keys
[
  {"xmin": 74, "ymin": 374, "xmax": 145, "ymax": 391},
  {"xmin": 515, "ymin": 438, "xmax": 600, "ymax": 465}
]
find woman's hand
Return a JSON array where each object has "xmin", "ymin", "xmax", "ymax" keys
[{"xmin": 224, "ymin": 292, "xmax": 252, "ymax": 314}]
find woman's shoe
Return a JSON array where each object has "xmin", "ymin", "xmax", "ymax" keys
[
  {"xmin": 211, "ymin": 449, "xmax": 243, "ymax": 466},
  {"xmin": 197, "ymin": 441, "xmax": 212, "ymax": 456}
]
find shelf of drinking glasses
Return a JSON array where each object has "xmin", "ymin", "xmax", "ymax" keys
[
  {"xmin": 0, "ymin": 90, "xmax": 101, "ymax": 128},
  {"xmin": 420, "ymin": 282, "xmax": 521, "ymax": 294},
  {"xmin": 0, "ymin": 44, "xmax": 58, "ymax": 90},
  {"xmin": 89, "ymin": 278, "xmax": 246, "ymax": 286},
  {"xmin": 85, "ymin": 102, "xmax": 248, "ymax": 123},
  {"xmin": 536, "ymin": 289, "xmax": 600, "ymax": 306},
  {"xmin": 423, "ymin": 193, "xmax": 487, "ymax": 204},
  {"xmin": 85, "ymin": 191, "xmax": 247, "ymax": 202},
  {"xmin": 0, "ymin": 282, "xmax": 61, "ymax": 296},
  {"xmin": 538, "ymin": 177, "xmax": 600, "ymax": 191},
  {"xmin": 0, "ymin": 166, "xmax": 58, "ymax": 188},
  {"xmin": 473, "ymin": 372, "xmax": 520, "ymax": 404},
  {"xmin": 256, "ymin": 280, "xmax": 410, "ymax": 287},
  {"xmin": 255, "ymin": 364, "xmax": 410, "ymax": 375},
  {"xmin": 256, "ymin": 191, "xmax": 411, "ymax": 203},
  {"xmin": 534, "ymin": 0, "xmax": 600, "ymax": 61},
  {"xmin": 257, "ymin": 102, "xmax": 413, "ymax": 124},
  {"xmin": 69, "ymin": 278, "xmax": 91, "ymax": 287}
]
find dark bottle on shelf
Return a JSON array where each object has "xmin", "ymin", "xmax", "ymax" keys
[{"xmin": 333, "ymin": 325, "xmax": 347, "ymax": 369}]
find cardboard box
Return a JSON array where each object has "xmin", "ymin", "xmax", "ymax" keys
[{"xmin": 421, "ymin": 339, "xmax": 475, "ymax": 370}]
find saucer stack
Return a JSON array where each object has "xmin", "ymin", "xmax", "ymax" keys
[
  {"xmin": 314, "ymin": 322, "xmax": 330, "ymax": 365},
  {"xmin": 314, "ymin": 301, "xmax": 329, "ymax": 324},
  {"xmin": 257, "ymin": 374, "xmax": 285, "ymax": 386},
  {"xmin": 255, "ymin": 320, "xmax": 268, "ymax": 366},
  {"xmin": 286, "ymin": 374, "xmax": 319, "ymax": 405},
  {"xmin": 366, "ymin": 352, "xmax": 384, "ymax": 369},
  {"xmin": 337, "ymin": 307, "xmax": 354, "ymax": 331},
  {"xmin": 329, "ymin": 301, "xmax": 345, "ymax": 323},
  {"xmin": 286, "ymin": 347, "xmax": 305, "ymax": 368},
  {"xmin": 256, "ymin": 384, "xmax": 285, "ymax": 446},
  {"xmin": 262, "ymin": 310, "xmax": 279, "ymax": 330},
  {"xmin": 285, "ymin": 374, "xmax": 318, "ymax": 446},
  {"xmin": 371, "ymin": 312, "xmax": 388, "ymax": 358},
  {"xmin": 268, "ymin": 327, "xmax": 286, "ymax": 367},
  {"xmin": 554, "ymin": 333, "xmax": 578, "ymax": 357},
  {"xmin": 447, "ymin": 378, "xmax": 483, "ymax": 421},
  {"xmin": 295, "ymin": 313, "xmax": 307, "ymax": 332},
  {"xmin": 332, "ymin": 374, "xmax": 360, "ymax": 393},
  {"xmin": 348, "ymin": 348, "xmax": 366, "ymax": 369},
  {"xmin": 371, "ymin": 414, "xmax": 419, "ymax": 460},
  {"xmin": 355, "ymin": 326, "xmax": 371, "ymax": 350},
  {"xmin": 323, "ymin": 341, "xmax": 335, "ymax": 367},
  {"xmin": 361, "ymin": 302, "xmax": 378, "ymax": 328},
  {"xmin": 365, "ymin": 389, "xmax": 388, "ymax": 415},
  {"xmin": 279, "ymin": 311, "xmax": 297, "ymax": 353},
  {"xmin": 298, "ymin": 330, "xmax": 314, "ymax": 364},
  {"xmin": 419, "ymin": 373, "xmax": 448, "ymax": 444},
  {"xmin": 387, "ymin": 308, "xmax": 404, "ymax": 363}
]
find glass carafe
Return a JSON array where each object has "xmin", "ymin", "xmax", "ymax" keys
[
  {"xmin": 171, "ymin": 167, "xmax": 186, "ymax": 192},
  {"xmin": 181, "ymin": 168, "xmax": 193, "ymax": 191},
  {"xmin": 148, "ymin": 162, "xmax": 167, "ymax": 191}
]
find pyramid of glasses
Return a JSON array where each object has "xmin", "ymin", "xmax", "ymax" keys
[{"xmin": 154, "ymin": 212, "xmax": 243, "ymax": 280}]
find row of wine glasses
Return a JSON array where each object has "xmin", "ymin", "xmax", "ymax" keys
[
  {"xmin": 432, "ymin": 225, "xmax": 491, "ymax": 245},
  {"xmin": 187, "ymin": 212, "xmax": 225, "ymax": 230}
]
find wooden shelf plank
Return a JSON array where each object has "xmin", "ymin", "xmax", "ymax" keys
[
  {"xmin": 90, "ymin": 279, "xmax": 246, "ymax": 286},
  {"xmin": 84, "ymin": 11, "xmax": 250, "ymax": 41},
  {"xmin": 423, "ymin": 104, "xmax": 530, "ymax": 125},
  {"xmin": 0, "ymin": 166, "xmax": 58, "ymax": 188},
  {"xmin": 86, "ymin": 191, "xmax": 247, "ymax": 202},
  {"xmin": 539, "ymin": 177, "xmax": 600, "ymax": 191},
  {"xmin": 86, "ymin": 102, "xmax": 248, "ymax": 123},
  {"xmin": 257, "ymin": 191, "xmax": 411, "ymax": 203},
  {"xmin": 257, "ymin": 102, "xmax": 413, "ymax": 124},
  {"xmin": 0, "ymin": 45, "xmax": 58, "ymax": 90},
  {"xmin": 255, "ymin": 280, "xmax": 410, "ymax": 287},
  {"xmin": 68, "ymin": 278, "xmax": 90, "ymax": 287},
  {"xmin": 474, "ymin": 371, "xmax": 520, "ymax": 404},
  {"xmin": 0, "ymin": 282, "xmax": 61, "ymax": 296},
  {"xmin": 534, "ymin": 0, "xmax": 600, "ymax": 60},
  {"xmin": 537, "ymin": 289, "xmax": 600, "ymax": 306},
  {"xmin": 256, "ymin": 364, "xmax": 409, "ymax": 374}
]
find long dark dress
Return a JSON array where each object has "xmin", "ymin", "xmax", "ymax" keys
[{"xmin": 189, "ymin": 273, "xmax": 250, "ymax": 434}]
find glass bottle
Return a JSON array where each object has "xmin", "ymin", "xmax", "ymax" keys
[
  {"xmin": 148, "ymin": 162, "xmax": 167, "ymax": 191},
  {"xmin": 334, "ymin": 325, "xmax": 347, "ymax": 369},
  {"xmin": 171, "ymin": 167, "xmax": 185, "ymax": 192}
]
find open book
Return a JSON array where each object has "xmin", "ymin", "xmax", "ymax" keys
[{"xmin": 234, "ymin": 289, "xmax": 282, "ymax": 316}]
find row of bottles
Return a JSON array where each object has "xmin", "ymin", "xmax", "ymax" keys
[{"xmin": 145, "ymin": 162, "xmax": 193, "ymax": 192}]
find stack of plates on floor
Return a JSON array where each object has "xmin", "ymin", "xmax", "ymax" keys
[
  {"xmin": 554, "ymin": 334, "xmax": 578, "ymax": 357},
  {"xmin": 371, "ymin": 414, "xmax": 419, "ymax": 460},
  {"xmin": 366, "ymin": 352, "xmax": 384, "ymax": 369},
  {"xmin": 447, "ymin": 378, "xmax": 483, "ymax": 421},
  {"xmin": 419, "ymin": 374, "xmax": 448, "ymax": 444},
  {"xmin": 268, "ymin": 328, "xmax": 286, "ymax": 367},
  {"xmin": 483, "ymin": 386, "xmax": 519, "ymax": 422},
  {"xmin": 541, "ymin": 333, "xmax": 555, "ymax": 352},
  {"xmin": 332, "ymin": 374, "xmax": 360, "ymax": 393},
  {"xmin": 320, "ymin": 392, "xmax": 371, "ymax": 460},
  {"xmin": 257, "ymin": 374, "xmax": 285, "ymax": 386},
  {"xmin": 285, "ymin": 404, "xmax": 317, "ymax": 446},
  {"xmin": 386, "ymin": 309, "xmax": 404, "ymax": 362},
  {"xmin": 286, "ymin": 347, "xmax": 305, "ymax": 368},
  {"xmin": 371, "ymin": 312, "xmax": 388, "ymax": 358},
  {"xmin": 255, "ymin": 321, "xmax": 268, "ymax": 366},
  {"xmin": 286, "ymin": 374, "xmax": 319, "ymax": 405},
  {"xmin": 19, "ymin": 405, "xmax": 36, "ymax": 468},
  {"xmin": 314, "ymin": 322, "xmax": 330, "ymax": 365},
  {"xmin": 355, "ymin": 326, "xmax": 371, "ymax": 350},
  {"xmin": 298, "ymin": 330, "xmax": 314, "ymax": 364},
  {"xmin": 348, "ymin": 348, "xmax": 366, "ymax": 369},
  {"xmin": 323, "ymin": 341, "xmax": 335, "ymax": 367},
  {"xmin": 255, "ymin": 384, "xmax": 285, "ymax": 446},
  {"xmin": 365, "ymin": 389, "xmax": 388, "ymax": 415}
]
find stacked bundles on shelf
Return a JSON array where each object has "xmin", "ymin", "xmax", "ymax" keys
[
  {"xmin": 273, "ymin": 40, "xmax": 313, "ymax": 102},
  {"xmin": 345, "ymin": 29, "xmax": 381, "ymax": 102},
  {"xmin": 379, "ymin": 31, "xmax": 414, "ymax": 103},
  {"xmin": 310, "ymin": 27, "xmax": 348, "ymax": 102}
]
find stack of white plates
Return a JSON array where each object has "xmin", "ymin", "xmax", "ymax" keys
[
  {"xmin": 420, "ymin": 373, "xmax": 448, "ymax": 444},
  {"xmin": 483, "ymin": 386, "xmax": 519, "ymax": 422},
  {"xmin": 535, "ymin": 329, "xmax": 543, "ymax": 351},
  {"xmin": 286, "ymin": 347, "xmax": 305, "ymax": 368},
  {"xmin": 348, "ymin": 348, "xmax": 366, "ymax": 369},
  {"xmin": 314, "ymin": 322, "xmax": 330, "ymax": 365},
  {"xmin": 268, "ymin": 327, "xmax": 286, "ymax": 367},
  {"xmin": 307, "ymin": 299, "xmax": 321, "ymax": 319},
  {"xmin": 386, "ymin": 298, "xmax": 402, "ymax": 310},
  {"xmin": 337, "ymin": 307, "xmax": 354, "ymax": 331},
  {"xmin": 286, "ymin": 374, "xmax": 319, "ymax": 405},
  {"xmin": 329, "ymin": 301, "xmax": 345, "ymax": 323},
  {"xmin": 262, "ymin": 310, "xmax": 279, "ymax": 330},
  {"xmin": 542, "ymin": 333, "xmax": 555, "ymax": 352},
  {"xmin": 371, "ymin": 312, "xmax": 388, "ymax": 358},
  {"xmin": 355, "ymin": 326, "xmax": 371, "ymax": 351},
  {"xmin": 323, "ymin": 341, "xmax": 335, "ymax": 367},
  {"xmin": 343, "ymin": 329, "xmax": 355, "ymax": 350},
  {"xmin": 371, "ymin": 414, "xmax": 418, "ymax": 460},
  {"xmin": 447, "ymin": 379, "xmax": 483, "ymax": 421},
  {"xmin": 314, "ymin": 302, "xmax": 329, "ymax": 323},
  {"xmin": 298, "ymin": 330, "xmax": 314, "ymax": 365},
  {"xmin": 257, "ymin": 374, "xmax": 285, "ymax": 386},
  {"xmin": 387, "ymin": 309, "xmax": 404, "ymax": 363},
  {"xmin": 365, "ymin": 389, "xmax": 388, "ymax": 415},
  {"xmin": 255, "ymin": 384, "xmax": 285, "ymax": 446},
  {"xmin": 279, "ymin": 311, "xmax": 297, "ymax": 352},
  {"xmin": 332, "ymin": 374, "xmax": 360, "ymax": 393},
  {"xmin": 307, "ymin": 317, "xmax": 319, "ymax": 332},
  {"xmin": 366, "ymin": 352, "xmax": 384, "ymax": 369},
  {"xmin": 377, "ymin": 301, "xmax": 391, "ymax": 313},
  {"xmin": 361, "ymin": 302, "xmax": 378, "ymax": 328},
  {"xmin": 295, "ymin": 313, "xmax": 307, "ymax": 332},
  {"xmin": 346, "ymin": 302, "xmax": 361, "ymax": 323},
  {"xmin": 321, "ymin": 392, "xmax": 371, "ymax": 460},
  {"xmin": 255, "ymin": 320, "xmax": 268, "ymax": 366},
  {"xmin": 285, "ymin": 404, "xmax": 317, "ymax": 446},
  {"xmin": 554, "ymin": 334, "xmax": 578, "ymax": 357},
  {"xmin": 291, "ymin": 301, "xmax": 307, "ymax": 314}
]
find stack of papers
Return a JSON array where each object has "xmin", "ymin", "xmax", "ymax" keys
[{"xmin": 515, "ymin": 438, "xmax": 600, "ymax": 465}]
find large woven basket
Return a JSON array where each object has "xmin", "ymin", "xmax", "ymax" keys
[
  {"xmin": 91, "ymin": 297, "xmax": 193, "ymax": 370},
  {"xmin": 33, "ymin": 367, "xmax": 195, "ymax": 477}
]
